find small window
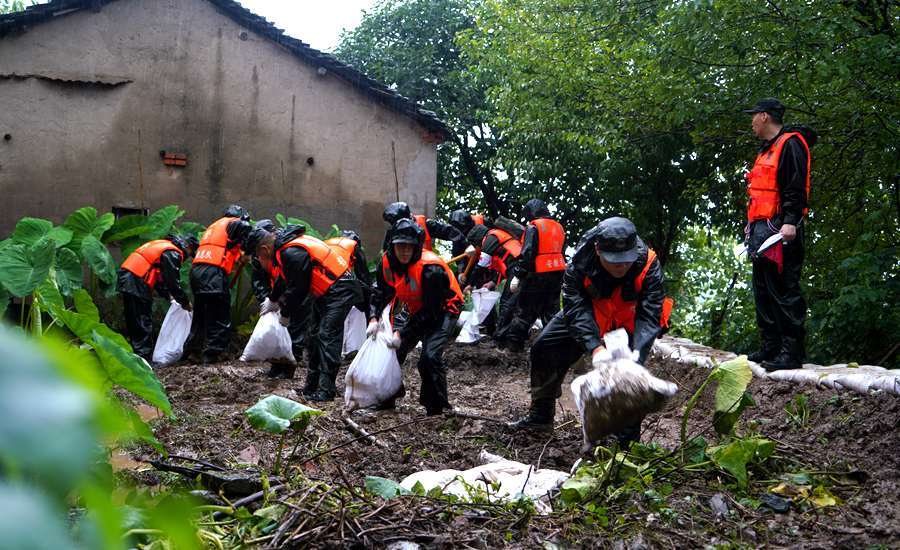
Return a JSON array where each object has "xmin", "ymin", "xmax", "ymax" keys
[{"xmin": 112, "ymin": 206, "xmax": 149, "ymax": 219}]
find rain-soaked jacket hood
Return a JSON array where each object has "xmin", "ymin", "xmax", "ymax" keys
[
  {"xmin": 449, "ymin": 209, "xmax": 474, "ymax": 233},
  {"xmin": 522, "ymin": 198, "xmax": 551, "ymax": 221},
  {"xmin": 383, "ymin": 202, "xmax": 412, "ymax": 225},
  {"xmin": 222, "ymin": 204, "xmax": 251, "ymax": 221},
  {"xmin": 466, "ymin": 224, "xmax": 489, "ymax": 248},
  {"xmin": 782, "ymin": 125, "xmax": 818, "ymax": 148},
  {"xmin": 386, "ymin": 218, "xmax": 424, "ymax": 272},
  {"xmin": 341, "ymin": 229, "xmax": 362, "ymax": 244},
  {"xmin": 168, "ymin": 234, "xmax": 197, "ymax": 257}
]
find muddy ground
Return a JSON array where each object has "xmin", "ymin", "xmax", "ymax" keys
[{"xmin": 128, "ymin": 341, "xmax": 900, "ymax": 548}]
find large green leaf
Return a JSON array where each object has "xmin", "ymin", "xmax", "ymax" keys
[
  {"xmin": 713, "ymin": 356, "xmax": 752, "ymax": 416},
  {"xmin": 104, "ymin": 214, "xmax": 151, "ymax": 243},
  {"xmin": 710, "ymin": 437, "xmax": 776, "ymax": 488},
  {"xmin": 0, "ymin": 483, "xmax": 79, "ymax": 548},
  {"xmin": 34, "ymin": 279, "xmax": 65, "ymax": 317},
  {"xmin": 63, "ymin": 207, "xmax": 115, "ymax": 251},
  {"xmin": 73, "ymin": 289, "xmax": 100, "ymax": 322},
  {"xmin": 0, "ymin": 284, "xmax": 8, "ymax": 317},
  {"xmin": 81, "ymin": 236, "xmax": 117, "ymax": 285},
  {"xmin": 37, "ymin": 226, "xmax": 73, "ymax": 249},
  {"xmin": 364, "ymin": 476, "xmax": 410, "ymax": 499},
  {"xmin": 713, "ymin": 391, "xmax": 756, "ymax": 435},
  {"xmin": 11, "ymin": 217, "xmax": 53, "ymax": 246},
  {"xmin": 53, "ymin": 247, "xmax": 84, "ymax": 296},
  {"xmin": 141, "ymin": 206, "xmax": 184, "ymax": 240},
  {"xmin": 55, "ymin": 309, "xmax": 132, "ymax": 354},
  {"xmin": 0, "ymin": 241, "xmax": 55, "ymax": 297},
  {"xmin": 90, "ymin": 331, "xmax": 172, "ymax": 417},
  {"xmin": 244, "ymin": 395, "xmax": 323, "ymax": 434}
]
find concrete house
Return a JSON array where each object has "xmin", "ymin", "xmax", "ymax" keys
[{"xmin": 0, "ymin": 0, "xmax": 449, "ymax": 251}]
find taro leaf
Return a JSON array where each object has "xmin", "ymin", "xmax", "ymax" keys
[
  {"xmin": 36, "ymin": 226, "xmax": 73, "ymax": 250},
  {"xmin": 104, "ymin": 214, "xmax": 151, "ymax": 243},
  {"xmin": 0, "ymin": 284, "xmax": 8, "ymax": 317},
  {"xmin": 0, "ymin": 241, "xmax": 55, "ymax": 297},
  {"xmin": 73, "ymin": 288, "xmax": 100, "ymax": 322},
  {"xmin": 710, "ymin": 437, "xmax": 775, "ymax": 488},
  {"xmin": 90, "ymin": 330, "xmax": 173, "ymax": 417},
  {"xmin": 81, "ymin": 235, "xmax": 117, "ymax": 285},
  {"xmin": 142, "ymin": 206, "xmax": 185, "ymax": 240},
  {"xmin": 35, "ymin": 279, "xmax": 65, "ymax": 317},
  {"xmin": 713, "ymin": 391, "xmax": 756, "ymax": 435},
  {"xmin": 63, "ymin": 207, "xmax": 115, "ymax": 251},
  {"xmin": 364, "ymin": 476, "xmax": 410, "ymax": 499},
  {"xmin": 682, "ymin": 435, "xmax": 708, "ymax": 465},
  {"xmin": 56, "ymin": 309, "xmax": 132, "ymax": 352},
  {"xmin": 54, "ymin": 247, "xmax": 84, "ymax": 296},
  {"xmin": 176, "ymin": 221, "xmax": 206, "ymax": 239},
  {"xmin": 713, "ymin": 356, "xmax": 752, "ymax": 416},
  {"xmin": 244, "ymin": 395, "xmax": 323, "ymax": 434},
  {"xmin": 559, "ymin": 477, "xmax": 597, "ymax": 504},
  {"xmin": 125, "ymin": 405, "xmax": 165, "ymax": 455},
  {"xmin": 11, "ymin": 217, "xmax": 53, "ymax": 246}
]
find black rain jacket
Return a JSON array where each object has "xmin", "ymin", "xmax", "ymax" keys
[
  {"xmin": 758, "ymin": 125, "xmax": 817, "ymax": 227},
  {"xmin": 117, "ymin": 236, "xmax": 191, "ymax": 306},
  {"xmin": 190, "ymin": 218, "xmax": 252, "ymax": 294}
]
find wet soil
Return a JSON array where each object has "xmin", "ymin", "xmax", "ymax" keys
[{"xmin": 133, "ymin": 341, "xmax": 900, "ymax": 548}]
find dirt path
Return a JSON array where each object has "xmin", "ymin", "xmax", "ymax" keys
[{"xmin": 136, "ymin": 341, "xmax": 900, "ymax": 548}]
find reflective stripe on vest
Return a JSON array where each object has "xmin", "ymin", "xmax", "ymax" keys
[
  {"xmin": 584, "ymin": 249, "xmax": 673, "ymax": 336},
  {"xmin": 193, "ymin": 217, "xmax": 242, "ymax": 274},
  {"xmin": 275, "ymin": 235, "xmax": 352, "ymax": 298},
  {"xmin": 746, "ymin": 132, "xmax": 811, "ymax": 222},
  {"xmin": 381, "ymin": 250, "xmax": 464, "ymax": 316},
  {"xmin": 121, "ymin": 240, "xmax": 182, "ymax": 289},
  {"xmin": 413, "ymin": 214, "xmax": 433, "ymax": 251},
  {"xmin": 324, "ymin": 237, "xmax": 358, "ymax": 269},
  {"xmin": 529, "ymin": 218, "xmax": 566, "ymax": 273}
]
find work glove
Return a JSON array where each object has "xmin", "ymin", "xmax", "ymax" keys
[
  {"xmin": 259, "ymin": 297, "xmax": 279, "ymax": 315},
  {"xmin": 509, "ymin": 277, "xmax": 521, "ymax": 294},
  {"xmin": 366, "ymin": 318, "xmax": 380, "ymax": 339},
  {"xmin": 386, "ymin": 331, "xmax": 402, "ymax": 350},
  {"xmin": 279, "ymin": 315, "xmax": 290, "ymax": 327},
  {"xmin": 591, "ymin": 346, "xmax": 613, "ymax": 369},
  {"xmin": 458, "ymin": 273, "xmax": 467, "ymax": 286}
]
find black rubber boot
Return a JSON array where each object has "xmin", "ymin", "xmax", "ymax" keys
[
  {"xmin": 307, "ymin": 390, "xmax": 335, "ymax": 402},
  {"xmin": 506, "ymin": 400, "xmax": 554, "ymax": 431},
  {"xmin": 266, "ymin": 362, "xmax": 296, "ymax": 379},
  {"xmin": 762, "ymin": 352, "xmax": 801, "ymax": 372}
]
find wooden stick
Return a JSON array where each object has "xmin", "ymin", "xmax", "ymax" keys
[
  {"xmin": 460, "ymin": 249, "xmax": 479, "ymax": 283},
  {"xmin": 449, "ymin": 252, "xmax": 471, "ymax": 264},
  {"xmin": 342, "ymin": 417, "xmax": 389, "ymax": 449}
]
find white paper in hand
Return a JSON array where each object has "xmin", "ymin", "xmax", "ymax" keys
[
  {"xmin": 571, "ymin": 329, "xmax": 677, "ymax": 451},
  {"xmin": 240, "ymin": 311, "xmax": 295, "ymax": 362},
  {"xmin": 152, "ymin": 300, "xmax": 192, "ymax": 366},
  {"xmin": 344, "ymin": 306, "xmax": 403, "ymax": 411},
  {"xmin": 342, "ymin": 307, "xmax": 367, "ymax": 356}
]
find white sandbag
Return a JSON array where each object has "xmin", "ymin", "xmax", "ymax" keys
[
  {"xmin": 342, "ymin": 307, "xmax": 367, "ymax": 356},
  {"xmin": 870, "ymin": 375, "xmax": 900, "ymax": 395},
  {"xmin": 152, "ymin": 300, "xmax": 192, "ymax": 366},
  {"xmin": 572, "ymin": 329, "xmax": 677, "ymax": 451},
  {"xmin": 766, "ymin": 369, "xmax": 821, "ymax": 386},
  {"xmin": 240, "ymin": 311, "xmax": 295, "ymax": 363},
  {"xmin": 457, "ymin": 310, "xmax": 472, "ymax": 328},
  {"xmin": 344, "ymin": 306, "xmax": 402, "ymax": 411},
  {"xmin": 399, "ymin": 450, "xmax": 569, "ymax": 515},
  {"xmin": 456, "ymin": 288, "xmax": 500, "ymax": 344}
]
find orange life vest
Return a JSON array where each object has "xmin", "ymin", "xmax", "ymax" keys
[
  {"xmin": 529, "ymin": 218, "xmax": 566, "ymax": 273},
  {"xmin": 746, "ymin": 131, "xmax": 811, "ymax": 222},
  {"xmin": 193, "ymin": 217, "xmax": 242, "ymax": 274},
  {"xmin": 584, "ymin": 249, "xmax": 674, "ymax": 336},
  {"xmin": 381, "ymin": 250, "xmax": 464, "ymax": 316},
  {"xmin": 273, "ymin": 235, "xmax": 352, "ymax": 298},
  {"xmin": 484, "ymin": 228, "xmax": 521, "ymax": 281},
  {"xmin": 121, "ymin": 240, "xmax": 182, "ymax": 289},
  {"xmin": 471, "ymin": 214, "xmax": 485, "ymax": 226},
  {"xmin": 413, "ymin": 214, "xmax": 433, "ymax": 251},
  {"xmin": 324, "ymin": 237, "xmax": 359, "ymax": 269}
]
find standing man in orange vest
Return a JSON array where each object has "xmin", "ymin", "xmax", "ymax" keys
[
  {"xmin": 742, "ymin": 98, "xmax": 816, "ymax": 371},
  {"xmin": 509, "ymin": 217, "xmax": 672, "ymax": 443},
  {"xmin": 381, "ymin": 201, "xmax": 462, "ymax": 252},
  {"xmin": 186, "ymin": 205, "xmax": 252, "ymax": 364},
  {"xmin": 117, "ymin": 234, "xmax": 198, "ymax": 362},
  {"xmin": 253, "ymin": 226, "xmax": 364, "ymax": 400},
  {"xmin": 370, "ymin": 218, "xmax": 464, "ymax": 415},
  {"xmin": 466, "ymin": 222, "xmax": 523, "ymax": 348},
  {"xmin": 504, "ymin": 199, "xmax": 567, "ymax": 351}
]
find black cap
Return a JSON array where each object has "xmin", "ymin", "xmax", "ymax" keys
[
  {"xmin": 594, "ymin": 217, "xmax": 639, "ymax": 263},
  {"xmin": 389, "ymin": 218, "xmax": 422, "ymax": 245},
  {"xmin": 742, "ymin": 98, "xmax": 785, "ymax": 121}
]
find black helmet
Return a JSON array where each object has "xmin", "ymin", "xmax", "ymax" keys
[
  {"xmin": 449, "ymin": 208, "xmax": 474, "ymax": 233},
  {"xmin": 389, "ymin": 218, "xmax": 423, "ymax": 245},
  {"xmin": 383, "ymin": 202, "xmax": 412, "ymax": 225},
  {"xmin": 522, "ymin": 198, "xmax": 550, "ymax": 221},
  {"xmin": 169, "ymin": 234, "xmax": 198, "ymax": 256},
  {"xmin": 466, "ymin": 224, "xmax": 489, "ymax": 248},
  {"xmin": 244, "ymin": 227, "xmax": 273, "ymax": 254},
  {"xmin": 254, "ymin": 218, "xmax": 277, "ymax": 233},
  {"xmin": 223, "ymin": 204, "xmax": 250, "ymax": 221},
  {"xmin": 341, "ymin": 229, "xmax": 362, "ymax": 244}
]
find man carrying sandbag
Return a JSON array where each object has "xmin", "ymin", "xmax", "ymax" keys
[
  {"xmin": 185, "ymin": 205, "xmax": 252, "ymax": 364},
  {"xmin": 117, "ymin": 234, "xmax": 198, "ymax": 363},
  {"xmin": 509, "ymin": 217, "xmax": 672, "ymax": 443},
  {"xmin": 253, "ymin": 228, "xmax": 364, "ymax": 401},
  {"xmin": 503, "ymin": 199, "xmax": 567, "ymax": 351},
  {"xmin": 370, "ymin": 218, "xmax": 464, "ymax": 416}
]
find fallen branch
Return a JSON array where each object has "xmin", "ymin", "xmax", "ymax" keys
[
  {"xmin": 342, "ymin": 416, "xmax": 390, "ymax": 449},
  {"xmin": 212, "ymin": 484, "xmax": 286, "ymax": 520},
  {"xmin": 299, "ymin": 416, "xmax": 444, "ymax": 465},
  {"xmin": 446, "ymin": 410, "xmax": 507, "ymax": 423}
]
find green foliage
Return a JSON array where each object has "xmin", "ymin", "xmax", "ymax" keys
[
  {"xmin": 681, "ymin": 355, "xmax": 754, "ymax": 447},
  {"xmin": 364, "ymin": 476, "xmax": 411, "ymax": 499},
  {"xmin": 785, "ymin": 394, "xmax": 811, "ymax": 429},
  {"xmin": 0, "ymin": 240, "xmax": 55, "ymax": 297},
  {"xmin": 81, "ymin": 235, "xmax": 117, "ymax": 285},
  {"xmin": 0, "ymin": 0, "xmax": 36, "ymax": 15},
  {"xmin": 63, "ymin": 206, "xmax": 115, "ymax": 253},
  {"xmin": 709, "ymin": 437, "xmax": 776, "ymax": 489},
  {"xmin": 245, "ymin": 395, "xmax": 323, "ymax": 435}
]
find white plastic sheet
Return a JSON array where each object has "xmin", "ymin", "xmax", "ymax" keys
[
  {"xmin": 152, "ymin": 300, "xmax": 192, "ymax": 366},
  {"xmin": 456, "ymin": 288, "xmax": 501, "ymax": 344},
  {"xmin": 342, "ymin": 307, "xmax": 367, "ymax": 357},
  {"xmin": 240, "ymin": 311, "xmax": 295, "ymax": 363},
  {"xmin": 344, "ymin": 306, "xmax": 403, "ymax": 411},
  {"xmin": 571, "ymin": 329, "xmax": 677, "ymax": 450}
]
